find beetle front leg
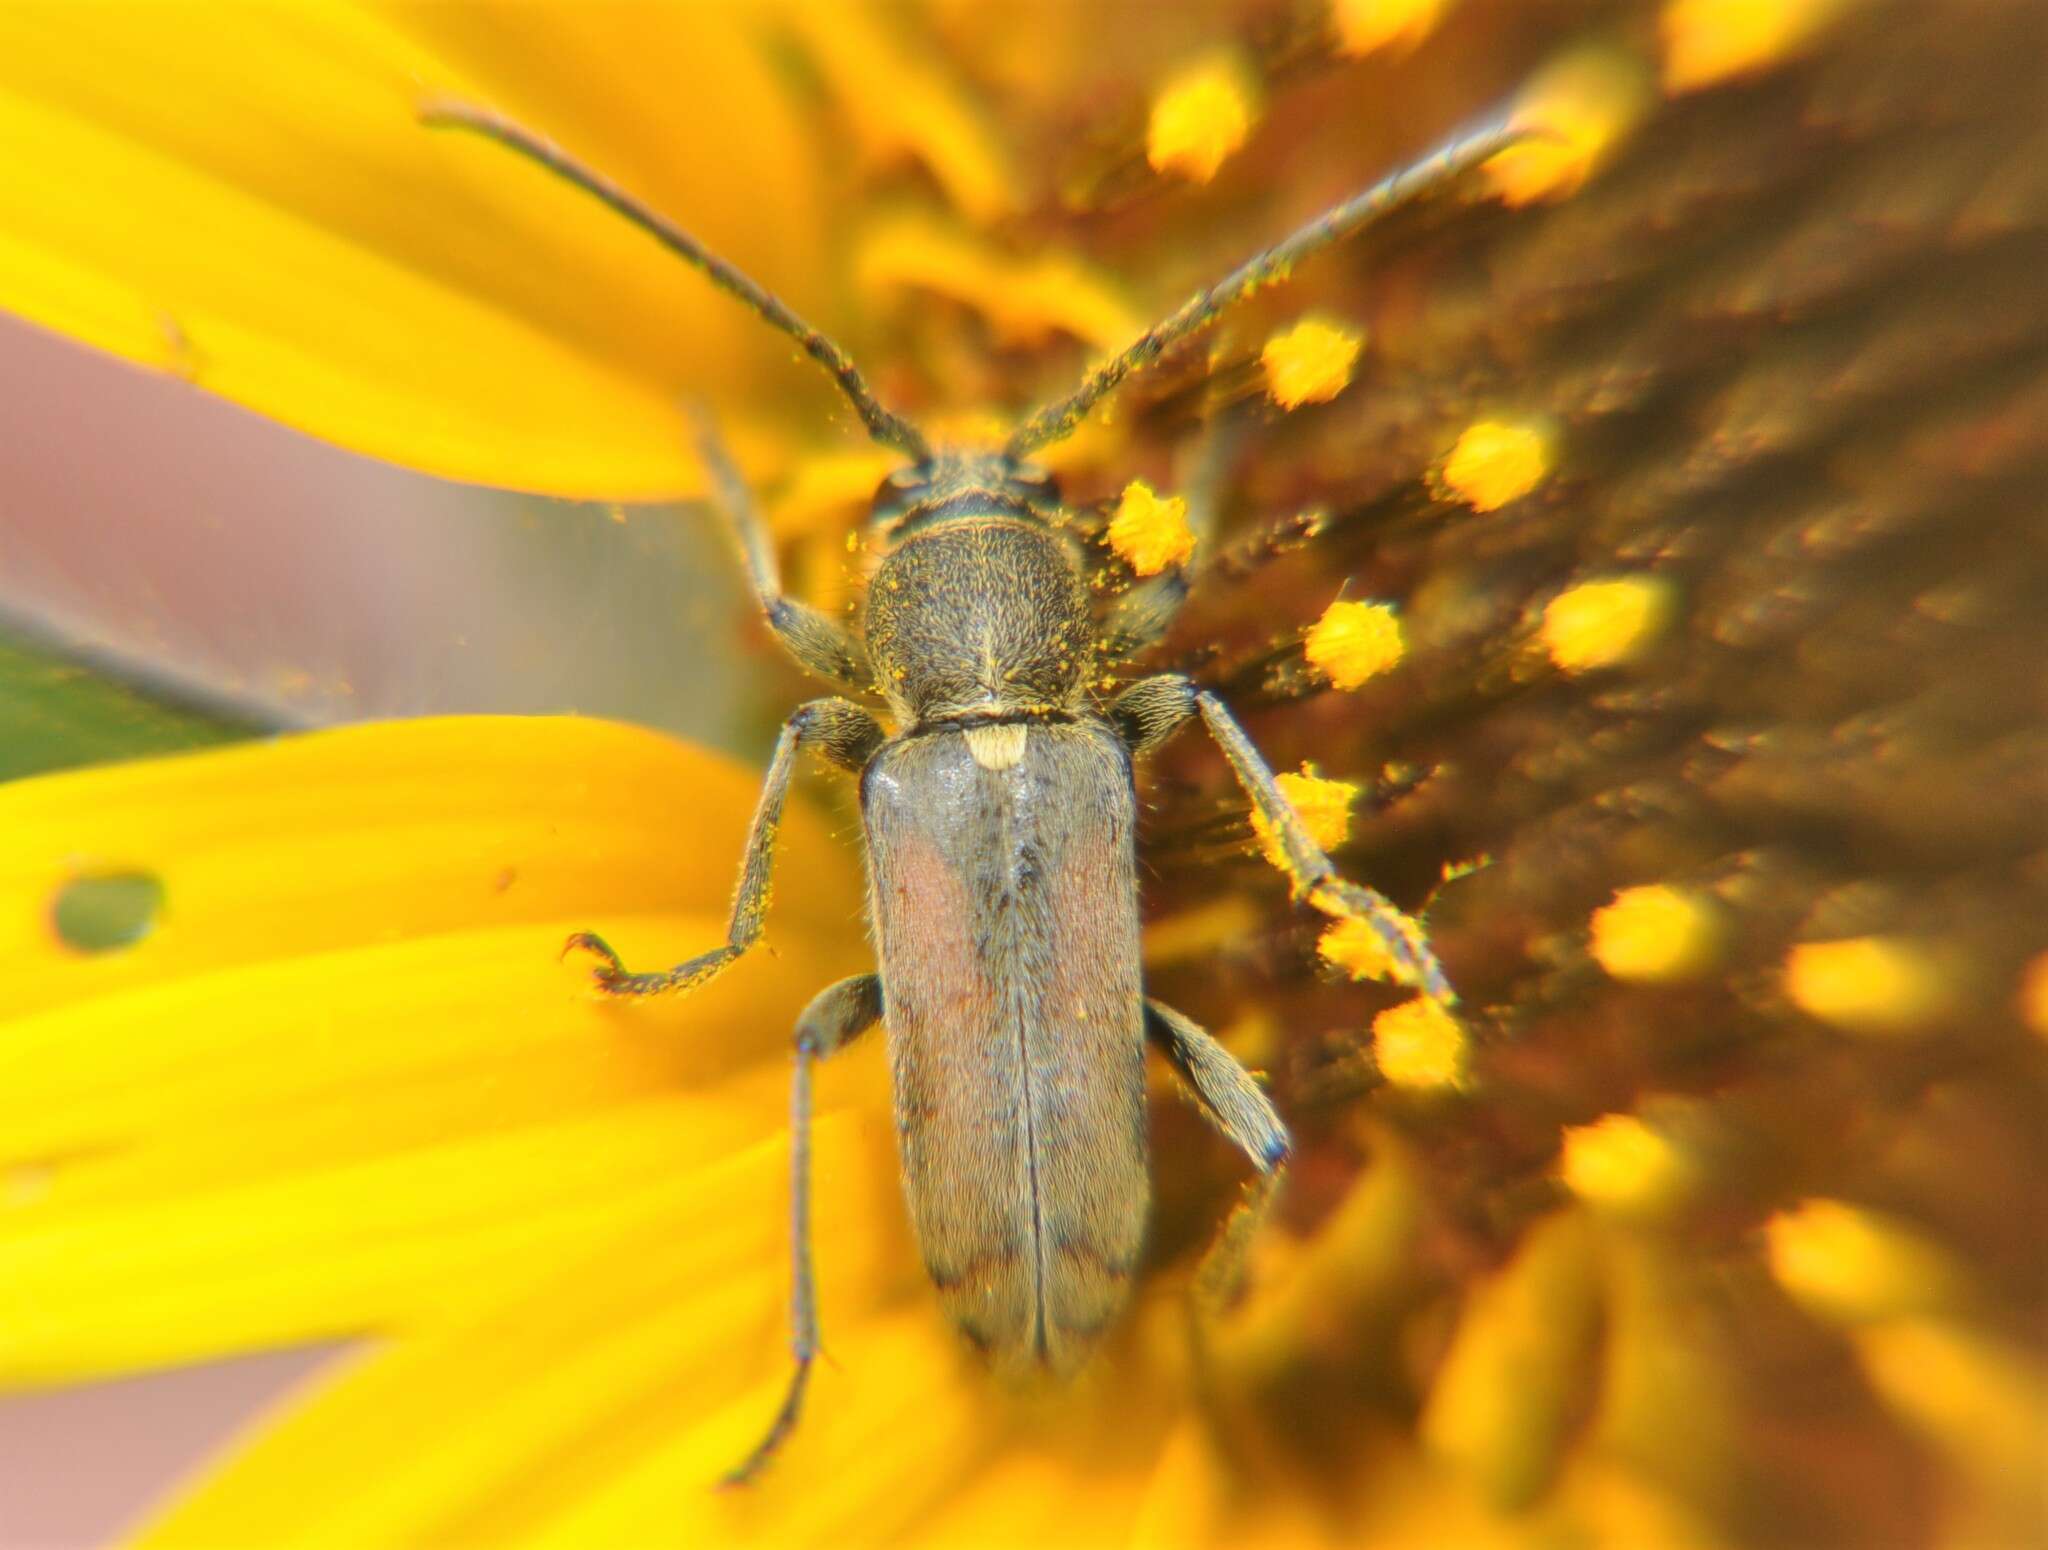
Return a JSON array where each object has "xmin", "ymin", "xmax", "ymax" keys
[
  {"xmin": 1145, "ymin": 999, "xmax": 1288, "ymax": 1310},
  {"xmin": 1101, "ymin": 414, "xmax": 1240, "ymax": 661},
  {"xmin": 724, "ymin": 972, "xmax": 884, "ymax": 1487},
  {"xmin": 566, "ymin": 698, "xmax": 883, "ymax": 997},
  {"xmin": 690, "ymin": 404, "xmax": 877, "ymax": 695},
  {"xmin": 1111, "ymin": 673, "xmax": 1455, "ymax": 1004}
]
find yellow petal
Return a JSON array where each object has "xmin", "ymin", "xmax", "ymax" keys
[
  {"xmin": 523, "ymin": 1308, "xmax": 997, "ymax": 1547},
  {"xmin": 855, "ymin": 212, "xmax": 1138, "ymax": 351},
  {"xmin": 1422, "ymin": 1209, "xmax": 1603, "ymax": 1509},
  {"xmin": 782, "ymin": 2, "xmax": 1018, "ymax": 225},
  {"xmin": 0, "ymin": 715, "xmax": 857, "ymax": 1022},
  {"xmin": 1589, "ymin": 1237, "xmax": 1741, "ymax": 1503},
  {"xmin": 916, "ymin": 1425, "xmax": 1164, "ymax": 1550},
  {"xmin": 3, "ymin": 1080, "xmax": 786, "ymax": 1385},
  {"xmin": 130, "ymin": 1111, "xmax": 920, "ymax": 1546},
  {"xmin": 0, "ymin": 715, "xmax": 868, "ymax": 1383},
  {"xmin": 0, "ymin": 2, "xmax": 839, "ymax": 497},
  {"xmin": 0, "ymin": 915, "xmax": 836, "ymax": 1189}
]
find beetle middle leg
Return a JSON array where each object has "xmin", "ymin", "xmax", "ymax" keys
[
  {"xmin": 1145, "ymin": 999, "xmax": 1289, "ymax": 1309},
  {"xmin": 724, "ymin": 971, "xmax": 884, "ymax": 1487},
  {"xmin": 566, "ymin": 697, "xmax": 883, "ymax": 996},
  {"xmin": 1111, "ymin": 673, "xmax": 1455, "ymax": 1004}
]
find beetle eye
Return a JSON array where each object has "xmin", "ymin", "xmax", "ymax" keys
[
  {"xmin": 873, "ymin": 465, "xmax": 925, "ymax": 512},
  {"xmin": 1007, "ymin": 461, "xmax": 1059, "ymax": 503}
]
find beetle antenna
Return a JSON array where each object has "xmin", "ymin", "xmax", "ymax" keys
[
  {"xmin": 420, "ymin": 99, "xmax": 933, "ymax": 462},
  {"xmin": 1004, "ymin": 112, "xmax": 1528, "ymax": 459}
]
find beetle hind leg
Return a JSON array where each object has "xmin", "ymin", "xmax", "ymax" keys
[
  {"xmin": 1144, "ymin": 999, "xmax": 1289, "ymax": 1310},
  {"xmin": 723, "ymin": 972, "xmax": 884, "ymax": 1487}
]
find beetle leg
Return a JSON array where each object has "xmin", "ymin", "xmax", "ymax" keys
[
  {"xmin": 1108, "ymin": 672, "xmax": 1200, "ymax": 755},
  {"xmin": 1111, "ymin": 674, "xmax": 1455, "ymax": 1004},
  {"xmin": 690, "ymin": 404, "xmax": 877, "ymax": 695},
  {"xmin": 565, "ymin": 698, "xmax": 883, "ymax": 997},
  {"xmin": 1145, "ymin": 999, "xmax": 1289, "ymax": 1309},
  {"xmin": 725, "ymin": 972, "xmax": 884, "ymax": 1487},
  {"xmin": 1102, "ymin": 569, "xmax": 1194, "ymax": 663}
]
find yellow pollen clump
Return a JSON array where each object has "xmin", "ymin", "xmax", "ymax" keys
[
  {"xmin": 1332, "ymin": 0, "xmax": 1447, "ymax": 57},
  {"xmin": 1486, "ymin": 47, "xmax": 1649, "ymax": 206},
  {"xmin": 1146, "ymin": 57, "xmax": 1256, "ymax": 183},
  {"xmin": 2018, "ymin": 950, "xmax": 2048, "ymax": 1040},
  {"xmin": 1661, "ymin": 0, "xmax": 1852, "ymax": 95},
  {"xmin": 1784, "ymin": 936, "xmax": 1949, "ymax": 1036},
  {"xmin": 1439, "ymin": 418, "xmax": 1553, "ymax": 511},
  {"xmin": 1766, "ymin": 1199, "xmax": 1963, "ymax": 1326},
  {"xmin": 1304, "ymin": 599, "xmax": 1405, "ymax": 690},
  {"xmin": 1107, "ymin": 480, "xmax": 1194, "ymax": 576},
  {"xmin": 1253, "ymin": 765, "xmax": 1356, "ymax": 871},
  {"xmin": 1543, "ymin": 576, "xmax": 1674, "ymax": 674},
  {"xmin": 1372, "ymin": 997, "xmax": 1469, "ymax": 1091},
  {"xmin": 1260, "ymin": 316, "xmax": 1365, "ymax": 408},
  {"xmin": 1590, "ymin": 883, "xmax": 1722, "ymax": 982},
  {"xmin": 1319, "ymin": 911, "xmax": 1426, "ymax": 984},
  {"xmin": 1559, "ymin": 1113, "xmax": 1693, "ymax": 1213}
]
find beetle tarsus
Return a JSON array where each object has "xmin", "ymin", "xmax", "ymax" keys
[{"xmin": 719, "ymin": 1357, "xmax": 814, "ymax": 1490}]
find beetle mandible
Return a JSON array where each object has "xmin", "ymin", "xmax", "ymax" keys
[{"xmin": 423, "ymin": 98, "xmax": 1506, "ymax": 1483}]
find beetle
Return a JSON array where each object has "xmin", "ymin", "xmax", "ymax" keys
[{"xmin": 423, "ymin": 98, "xmax": 1504, "ymax": 1482}]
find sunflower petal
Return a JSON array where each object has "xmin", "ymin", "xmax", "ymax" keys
[
  {"xmin": 129, "ymin": 1110, "xmax": 922, "ymax": 1546},
  {"xmin": 522, "ymin": 1308, "xmax": 996, "ymax": 1548},
  {"xmin": 0, "ymin": 916, "xmax": 849, "ymax": 1196},
  {"xmin": 0, "ymin": 1, "xmax": 837, "ymax": 497},
  {"xmin": 0, "ymin": 715, "xmax": 859, "ymax": 1021},
  {"xmin": 0, "ymin": 715, "xmax": 869, "ymax": 1384},
  {"xmin": 2, "ymin": 1070, "xmax": 841, "ymax": 1386}
]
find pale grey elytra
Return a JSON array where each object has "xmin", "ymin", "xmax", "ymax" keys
[{"xmin": 423, "ymin": 97, "xmax": 1499, "ymax": 1483}]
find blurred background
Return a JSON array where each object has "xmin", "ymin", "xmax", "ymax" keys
[
  {"xmin": 0, "ymin": 306, "xmax": 762, "ymax": 770},
  {"xmin": 0, "ymin": 0, "xmax": 2043, "ymax": 1545}
]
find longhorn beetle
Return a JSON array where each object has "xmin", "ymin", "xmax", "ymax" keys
[{"xmin": 424, "ymin": 97, "xmax": 1514, "ymax": 1483}]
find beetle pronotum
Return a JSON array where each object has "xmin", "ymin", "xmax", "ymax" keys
[{"xmin": 424, "ymin": 95, "xmax": 1510, "ymax": 1483}]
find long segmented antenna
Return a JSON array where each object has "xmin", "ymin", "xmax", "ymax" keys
[
  {"xmin": 1004, "ymin": 113, "xmax": 1527, "ymax": 459},
  {"xmin": 419, "ymin": 99, "xmax": 933, "ymax": 462}
]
